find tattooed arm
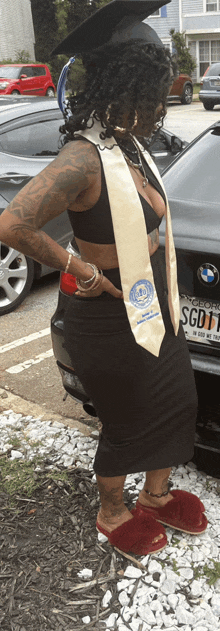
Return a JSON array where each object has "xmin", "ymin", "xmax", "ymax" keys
[
  {"xmin": 0, "ymin": 140, "xmax": 100, "ymax": 280},
  {"xmin": 0, "ymin": 140, "xmax": 122, "ymax": 299}
]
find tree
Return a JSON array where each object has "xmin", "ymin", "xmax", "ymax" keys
[
  {"xmin": 52, "ymin": 0, "xmax": 112, "ymax": 89},
  {"xmin": 170, "ymin": 30, "xmax": 196, "ymax": 76},
  {"xmin": 30, "ymin": 0, "xmax": 58, "ymax": 63},
  {"xmin": 95, "ymin": 0, "xmax": 112, "ymax": 6},
  {"xmin": 62, "ymin": 0, "xmax": 112, "ymax": 91},
  {"xmin": 30, "ymin": 0, "xmax": 114, "ymax": 88}
]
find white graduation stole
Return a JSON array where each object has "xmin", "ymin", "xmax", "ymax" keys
[{"xmin": 80, "ymin": 119, "xmax": 180, "ymax": 357}]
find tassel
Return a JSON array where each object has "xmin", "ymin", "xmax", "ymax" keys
[{"xmin": 57, "ymin": 56, "xmax": 76, "ymax": 116}]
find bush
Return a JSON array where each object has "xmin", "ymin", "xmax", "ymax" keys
[
  {"xmin": 0, "ymin": 50, "xmax": 34, "ymax": 65},
  {"xmin": 48, "ymin": 56, "xmax": 85, "ymax": 94},
  {"xmin": 170, "ymin": 30, "xmax": 196, "ymax": 76}
]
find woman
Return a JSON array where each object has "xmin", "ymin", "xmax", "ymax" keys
[{"xmin": 0, "ymin": 0, "xmax": 207, "ymax": 556}]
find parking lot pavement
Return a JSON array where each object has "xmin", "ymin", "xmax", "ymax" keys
[
  {"xmin": 0, "ymin": 275, "xmax": 95, "ymax": 426},
  {"xmin": 165, "ymin": 101, "xmax": 220, "ymax": 142}
]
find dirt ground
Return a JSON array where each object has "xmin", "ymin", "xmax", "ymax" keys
[{"xmin": 0, "ymin": 464, "xmax": 135, "ymax": 631}]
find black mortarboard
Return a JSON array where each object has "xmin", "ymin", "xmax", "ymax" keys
[{"xmin": 52, "ymin": 0, "xmax": 171, "ymax": 56}]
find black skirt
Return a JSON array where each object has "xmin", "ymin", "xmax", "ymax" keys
[{"xmin": 64, "ymin": 250, "xmax": 197, "ymax": 477}]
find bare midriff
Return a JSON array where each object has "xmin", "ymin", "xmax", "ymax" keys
[
  {"xmin": 75, "ymin": 228, "xmax": 159, "ymax": 270},
  {"xmin": 72, "ymin": 162, "xmax": 166, "ymax": 271}
]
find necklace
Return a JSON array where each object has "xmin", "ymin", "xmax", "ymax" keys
[{"xmin": 120, "ymin": 136, "xmax": 149, "ymax": 188}]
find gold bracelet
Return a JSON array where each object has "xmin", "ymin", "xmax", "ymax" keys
[{"xmin": 64, "ymin": 253, "xmax": 72, "ymax": 274}]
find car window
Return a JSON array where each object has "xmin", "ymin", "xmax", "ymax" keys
[
  {"xmin": 0, "ymin": 67, "xmax": 20, "ymax": 79},
  {"xmin": 150, "ymin": 133, "xmax": 168, "ymax": 152},
  {"xmin": 21, "ymin": 67, "xmax": 34, "ymax": 78},
  {"xmin": 163, "ymin": 127, "xmax": 220, "ymax": 204},
  {"xmin": 206, "ymin": 63, "xmax": 220, "ymax": 76},
  {"xmin": 0, "ymin": 119, "xmax": 61, "ymax": 156},
  {"xmin": 32, "ymin": 67, "xmax": 46, "ymax": 77}
]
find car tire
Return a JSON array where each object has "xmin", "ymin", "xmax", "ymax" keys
[
  {"xmin": 0, "ymin": 244, "xmax": 35, "ymax": 315},
  {"xmin": 11, "ymin": 90, "xmax": 20, "ymax": 95},
  {"xmin": 203, "ymin": 101, "xmax": 214, "ymax": 111},
  {"xmin": 181, "ymin": 83, "xmax": 193, "ymax": 105},
  {"xmin": 46, "ymin": 88, "xmax": 55, "ymax": 97}
]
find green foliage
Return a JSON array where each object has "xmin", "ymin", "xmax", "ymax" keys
[
  {"xmin": 0, "ymin": 455, "xmax": 43, "ymax": 504},
  {"xmin": 193, "ymin": 566, "xmax": 202, "ymax": 580},
  {"xmin": 30, "ymin": 0, "xmax": 58, "ymax": 63},
  {"xmin": 172, "ymin": 559, "xmax": 180, "ymax": 575},
  {"xmin": 30, "ymin": 0, "xmax": 113, "ymax": 90},
  {"xmin": 14, "ymin": 50, "xmax": 33, "ymax": 64},
  {"xmin": 203, "ymin": 561, "xmax": 220, "ymax": 585},
  {"xmin": 67, "ymin": 58, "xmax": 86, "ymax": 94},
  {"xmin": 0, "ymin": 58, "xmax": 13, "ymax": 64},
  {"xmin": 172, "ymin": 536, "xmax": 181, "ymax": 546},
  {"xmin": 55, "ymin": 0, "xmax": 69, "ymax": 41},
  {"xmin": 170, "ymin": 29, "xmax": 196, "ymax": 76},
  {"xmin": 0, "ymin": 455, "xmax": 71, "ymax": 507},
  {"xmin": 192, "ymin": 560, "xmax": 220, "ymax": 585},
  {"xmin": 96, "ymin": 0, "xmax": 113, "ymax": 6},
  {"xmin": 0, "ymin": 51, "xmax": 34, "ymax": 65}
]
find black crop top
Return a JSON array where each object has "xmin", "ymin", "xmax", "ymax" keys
[{"xmin": 68, "ymin": 149, "xmax": 166, "ymax": 245}]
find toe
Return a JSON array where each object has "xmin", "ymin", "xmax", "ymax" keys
[{"xmin": 153, "ymin": 532, "xmax": 165, "ymax": 544}]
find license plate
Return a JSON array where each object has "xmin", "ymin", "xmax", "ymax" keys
[
  {"xmin": 214, "ymin": 80, "xmax": 220, "ymax": 86},
  {"xmin": 180, "ymin": 295, "xmax": 220, "ymax": 346}
]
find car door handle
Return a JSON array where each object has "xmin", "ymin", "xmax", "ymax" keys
[{"xmin": 0, "ymin": 173, "xmax": 31, "ymax": 184}]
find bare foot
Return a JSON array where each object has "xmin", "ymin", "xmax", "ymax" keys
[{"xmin": 97, "ymin": 507, "xmax": 164, "ymax": 544}]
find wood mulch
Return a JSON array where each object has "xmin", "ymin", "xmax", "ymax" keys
[{"xmin": 0, "ymin": 465, "xmax": 138, "ymax": 631}]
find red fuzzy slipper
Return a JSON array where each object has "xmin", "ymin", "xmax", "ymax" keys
[
  {"xmin": 96, "ymin": 512, "xmax": 167, "ymax": 555},
  {"xmin": 134, "ymin": 490, "xmax": 208, "ymax": 535}
]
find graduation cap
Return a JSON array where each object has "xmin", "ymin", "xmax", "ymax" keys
[
  {"xmin": 52, "ymin": 0, "xmax": 171, "ymax": 56},
  {"xmin": 54, "ymin": 0, "xmax": 171, "ymax": 115}
]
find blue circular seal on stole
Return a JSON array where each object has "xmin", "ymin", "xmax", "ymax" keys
[{"xmin": 129, "ymin": 279, "xmax": 154, "ymax": 310}]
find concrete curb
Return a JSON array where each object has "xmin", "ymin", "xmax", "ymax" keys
[{"xmin": 0, "ymin": 388, "xmax": 92, "ymax": 436}]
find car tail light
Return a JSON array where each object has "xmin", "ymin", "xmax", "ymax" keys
[
  {"xmin": 60, "ymin": 271, "xmax": 77, "ymax": 295},
  {"xmin": 201, "ymin": 66, "xmax": 210, "ymax": 84},
  {"xmin": 203, "ymin": 66, "xmax": 210, "ymax": 77}
]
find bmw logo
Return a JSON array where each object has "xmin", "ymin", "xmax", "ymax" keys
[{"xmin": 197, "ymin": 263, "xmax": 219, "ymax": 287}]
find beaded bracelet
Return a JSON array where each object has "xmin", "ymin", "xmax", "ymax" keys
[{"xmin": 145, "ymin": 480, "xmax": 173, "ymax": 498}]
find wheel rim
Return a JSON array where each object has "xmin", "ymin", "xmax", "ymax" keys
[
  {"xmin": 0, "ymin": 243, "xmax": 28, "ymax": 309},
  {"xmin": 47, "ymin": 88, "xmax": 54, "ymax": 97},
  {"xmin": 184, "ymin": 87, "xmax": 192, "ymax": 103}
]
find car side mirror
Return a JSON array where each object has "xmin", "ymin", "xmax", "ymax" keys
[
  {"xmin": 171, "ymin": 136, "xmax": 183, "ymax": 154},
  {"xmin": 20, "ymin": 74, "xmax": 27, "ymax": 79}
]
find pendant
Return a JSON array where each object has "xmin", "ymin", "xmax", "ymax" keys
[{"xmin": 142, "ymin": 178, "xmax": 148, "ymax": 188}]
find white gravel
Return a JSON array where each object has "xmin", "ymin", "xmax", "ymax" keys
[{"xmin": 1, "ymin": 409, "xmax": 220, "ymax": 630}]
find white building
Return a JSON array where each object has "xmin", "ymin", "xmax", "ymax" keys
[
  {"xmin": 145, "ymin": 0, "xmax": 220, "ymax": 82},
  {"xmin": 0, "ymin": 0, "xmax": 35, "ymax": 62}
]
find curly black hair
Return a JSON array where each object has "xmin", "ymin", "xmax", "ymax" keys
[{"xmin": 60, "ymin": 40, "xmax": 174, "ymax": 143}]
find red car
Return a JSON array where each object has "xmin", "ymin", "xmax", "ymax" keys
[
  {"xmin": 168, "ymin": 73, "xmax": 193, "ymax": 105},
  {"xmin": 0, "ymin": 64, "xmax": 55, "ymax": 97}
]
